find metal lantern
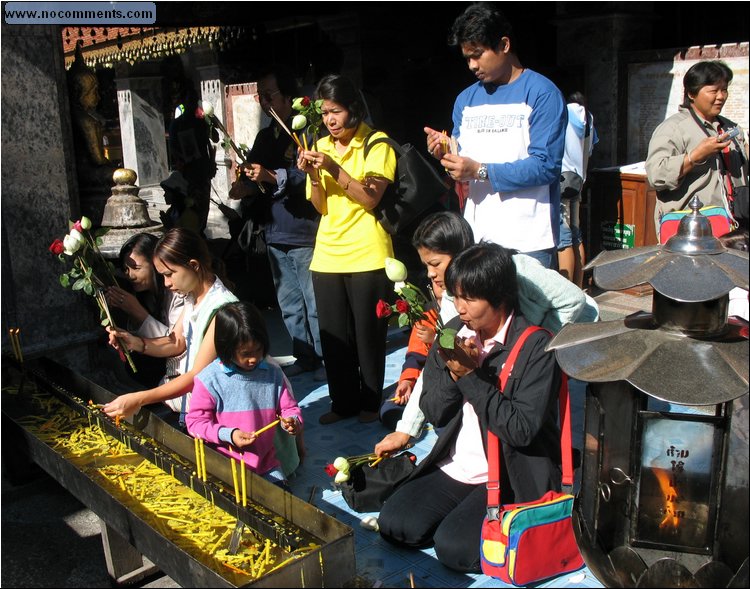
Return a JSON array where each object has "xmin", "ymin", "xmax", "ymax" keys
[{"xmin": 547, "ymin": 199, "xmax": 749, "ymax": 587}]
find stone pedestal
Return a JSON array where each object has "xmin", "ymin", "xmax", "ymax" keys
[
  {"xmin": 116, "ymin": 77, "xmax": 169, "ymax": 222},
  {"xmin": 99, "ymin": 168, "xmax": 163, "ymax": 259}
]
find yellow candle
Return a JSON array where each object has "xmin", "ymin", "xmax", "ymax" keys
[
  {"xmin": 240, "ymin": 452, "xmax": 247, "ymax": 507},
  {"xmin": 199, "ymin": 438, "xmax": 207, "ymax": 481},
  {"xmin": 252, "ymin": 418, "xmax": 280, "ymax": 437},
  {"xmin": 229, "ymin": 451, "xmax": 240, "ymax": 504},
  {"xmin": 194, "ymin": 436, "xmax": 201, "ymax": 478}
]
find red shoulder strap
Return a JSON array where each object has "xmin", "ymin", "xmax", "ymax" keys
[{"xmin": 486, "ymin": 326, "xmax": 574, "ymax": 509}]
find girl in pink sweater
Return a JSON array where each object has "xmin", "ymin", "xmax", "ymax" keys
[{"xmin": 186, "ymin": 301, "xmax": 302, "ymax": 486}]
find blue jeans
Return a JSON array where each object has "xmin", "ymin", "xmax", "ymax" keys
[
  {"xmin": 523, "ymin": 247, "xmax": 558, "ymax": 270},
  {"xmin": 267, "ymin": 244, "xmax": 322, "ymax": 369}
]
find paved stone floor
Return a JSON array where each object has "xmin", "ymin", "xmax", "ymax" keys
[{"xmin": 1, "ymin": 286, "xmax": 651, "ymax": 588}]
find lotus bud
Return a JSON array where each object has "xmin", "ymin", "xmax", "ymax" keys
[
  {"xmin": 292, "ymin": 97, "xmax": 306, "ymax": 111},
  {"xmin": 334, "ymin": 470, "xmax": 351, "ymax": 484},
  {"xmin": 291, "ymin": 114, "xmax": 307, "ymax": 130},
  {"xmin": 201, "ymin": 100, "xmax": 215, "ymax": 118},
  {"xmin": 385, "ymin": 257, "xmax": 408, "ymax": 283},
  {"xmin": 80, "ymin": 216, "xmax": 92, "ymax": 230},
  {"xmin": 333, "ymin": 457, "xmax": 350, "ymax": 472}
]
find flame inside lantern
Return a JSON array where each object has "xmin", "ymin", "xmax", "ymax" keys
[{"xmin": 653, "ymin": 467, "xmax": 680, "ymax": 528}]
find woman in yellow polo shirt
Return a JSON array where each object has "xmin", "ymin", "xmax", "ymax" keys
[{"xmin": 297, "ymin": 74, "xmax": 397, "ymax": 425}]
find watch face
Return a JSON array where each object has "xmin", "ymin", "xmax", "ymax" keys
[{"xmin": 478, "ymin": 165, "xmax": 488, "ymax": 180}]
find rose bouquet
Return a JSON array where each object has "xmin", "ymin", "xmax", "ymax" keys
[
  {"xmin": 49, "ymin": 216, "xmax": 136, "ymax": 372},
  {"xmin": 376, "ymin": 257, "xmax": 457, "ymax": 349},
  {"xmin": 324, "ymin": 453, "xmax": 384, "ymax": 484}
]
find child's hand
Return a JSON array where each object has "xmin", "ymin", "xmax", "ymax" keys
[
  {"xmin": 280, "ymin": 416, "xmax": 299, "ymax": 435},
  {"xmin": 414, "ymin": 322, "xmax": 436, "ymax": 345},
  {"xmin": 393, "ymin": 380, "xmax": 414, "ymax": 405},
  {"xmin": 231, "ymin": 429, "xmax": 257, "ymax": 449}
]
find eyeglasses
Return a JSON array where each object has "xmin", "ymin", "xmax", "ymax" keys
[{"xmin": 253, "ymin": 89, "xmax": 281, "ymax": 103}]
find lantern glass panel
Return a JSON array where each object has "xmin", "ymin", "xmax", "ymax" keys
[{"xmin": 634, "ymin": 416, "xmax": 716, "ymax": 552}]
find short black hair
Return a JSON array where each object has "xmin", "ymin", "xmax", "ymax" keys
[
  {"xmin": 448, "ymin": 2, "xmax": 514, "ymax": 52},
  {"xmin": 257, "ymin": 64, "xmax": 300, "ymax": 100},
  {"xmin": 445, "ymin": 241, "xmax": 518, "ymax": 313},
  {"xmin": 213, "ymin": 301, "xmax": 269, "ymax": 365},
  {"xmin": 682, "ymin": 61, "xmax": 733, "ymax": 107},
  {"xmin": 315, "ymin": 74, "xmax": 365, "ymax": 129},
  {"xmin": 412, "ymin": 211, "xmax": 474, "ymax": 256}
]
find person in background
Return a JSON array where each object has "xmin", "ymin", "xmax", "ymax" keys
[
  {"xmin": 558, "ymin": 92, "xmax": 598, "ymax": 288},
  {"xmin": 297, "ymin": 74, "xmax": 397, "ymax": 425},
  {"xmin": 375, "ymin": 211, "xmax": 598, "ymax": 456},
  {"xmin": 103, "ymin": 228, "xmax": 237, "ymax": 424},
  {"xmin": 378, "ymin": 242, "xmax": 564, "ymax": 572},
  {"xmin": 646, "ymin": 60, "xmax": 748, "ymax": 234},
  {"xmin": 186, "ymin": 301, "xmax": 303, "ymax": 487},
  {"xmin": 105, "ymin": 232, "xmax": 185, "ymax": 388},
  {"xmin": 169, "ymin": 83, "xmax": 219, "ymax": 237},
  {"xmin": 425, "ymin": 2, "xmax": 566, "ymax": 269},
  {"xmin": 239, "ymin": 65, "xmax": 325, "ymax": 381},
  {"xmin": 159, "ymin": 170, "xmax": 200, "ymax": 234},
  {"xmin": 719, "ymin": 228, "xmax": 749, "ymax": 321}
]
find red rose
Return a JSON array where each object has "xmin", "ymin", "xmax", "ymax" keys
[
  {"xmin": 48, "ymin": 239, "xmax": 64, "ymax": 255},
  {"xmin": 194, "ymin": 106, "xmax": 205, "ymax": 119},
  {"xmin": 324, "ymin": 464, "xmax": 338, "ymax": 477},
  {"xmin": 72, "ymin": 220, "xmax": 83, "ymax": 233},
  {"xmin": 301, "ymin": 96, "xmax": 310, "ymax": 107},
  {"xmin": 395, "ymin": 299, "xmax": 410, "ymax": 314},
  {"xmin": 375, "ymin": 300, "xmax": 393, "ymax": 318}
]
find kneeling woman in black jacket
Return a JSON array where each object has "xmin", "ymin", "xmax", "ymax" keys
[{"xmin": 378, "ymin": 242, "xmax": 563, "ymax": 572}]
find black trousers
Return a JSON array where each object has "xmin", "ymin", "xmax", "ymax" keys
[
  {"xmin": 312, "ymin": 269, "xmax": 390, "ymax": 415},
  {"xmin": 378, "ymin": 467, "xmax": 486, "ymax": 573}
]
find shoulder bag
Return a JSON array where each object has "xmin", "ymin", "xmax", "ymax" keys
[
  {"xmin": 479, "ymin": 326, "xmax": 584, "ymax": 586},
  {"xmin": 364, "ymin": 131, "xmax": 449, "ymax": 235}
]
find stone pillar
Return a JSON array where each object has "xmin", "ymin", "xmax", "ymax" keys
[
  {"xmin": 116, "ymin": 76, "xmax": 169, "ymax": 223},
  {"xmin": 198, "ymin": 65, "xmax": 235, "ymax": 240},
  {"xmin": 1, "ymin": 23, "xmax": 99, "ymax": 365}
]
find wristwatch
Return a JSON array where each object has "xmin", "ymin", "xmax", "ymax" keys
[{"xmin": 476, "ymin": 163, "xmax": 488, "ymax": 182}]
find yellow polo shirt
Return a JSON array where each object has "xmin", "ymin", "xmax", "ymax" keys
[{"xmin": 307, "ymin": 123, "xmax": 397, "ymax": 273}]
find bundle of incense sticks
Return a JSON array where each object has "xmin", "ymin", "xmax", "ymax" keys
[{"xmin": 268, "ymin": 107, "xmax": 303, "ymax": 150}]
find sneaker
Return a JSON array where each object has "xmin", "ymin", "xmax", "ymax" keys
[
  {"xmin": 282, "ymin": 364, "xmax": 305, "ymax": 377},
  {"xmin": 313, "ymin": 366, "xmax": 327, "ymax": 381}
]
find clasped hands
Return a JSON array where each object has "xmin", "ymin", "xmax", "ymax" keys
[
  {"xmin": 296, "ymin": 149, "xmax": 330, "ymax": 176},
  {"xmin": 424, "ymin": 126, "xmax": 479, "ymax": 182},
  {"xmin": 437, "ymin": 335, "xmax": 480, "ymax": 380}
]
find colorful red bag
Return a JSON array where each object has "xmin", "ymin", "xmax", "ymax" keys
[
  {"xmin": 479, "ymin": 327, "xmax": 584, "ymax": 586},
  {"xmin": 659, "ymin": 205, "xmax": 733, "ymax": 244}
]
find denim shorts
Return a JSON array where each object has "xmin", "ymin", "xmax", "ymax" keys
[{"xmin": 558, "ymin": 196, "xmax": 582, "ymax": 249}]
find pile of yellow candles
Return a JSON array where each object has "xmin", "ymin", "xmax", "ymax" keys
[{"xmin": 9, "ymin": 389, "xmax": 318, "ymax": 582}]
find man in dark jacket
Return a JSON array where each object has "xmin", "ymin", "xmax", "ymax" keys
[
  {"xmin": 378, "ymin": 242, "xmax": 562, "ymax": 572},
  {"xmin": 240, "ymin": 66, "xmax": 324, "ymax": 380}
]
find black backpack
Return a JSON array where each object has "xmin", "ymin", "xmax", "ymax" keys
[{"xmin": 364, "ymin": 131, "xmax": 449, "ymax": 235}]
